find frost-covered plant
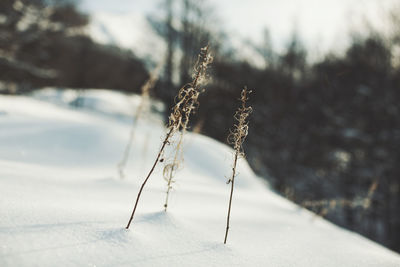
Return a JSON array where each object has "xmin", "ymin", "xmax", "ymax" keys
[
  {"xmin": 117, "ymin": 64, "xmax": 161, "ymax": 179},
  {"xmin": 125, "ymin": 45, "xmax": 213, "ymax": 229},
  {"xmin": 224, "ymin": 87, "xmax": 252, "ymax": 244}
]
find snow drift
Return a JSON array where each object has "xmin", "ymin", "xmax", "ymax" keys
[{"xmin": 0, "ymin": 89, "xmax": 399, "ymax": 266}]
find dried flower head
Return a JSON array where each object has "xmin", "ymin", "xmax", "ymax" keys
[
  {"xmin": 168, "ymin": 45, "xmax": 213, "ymax": 132},
  {"xmin": 227, "ymin": 88, "xmax": 252, "ymax": 155}
]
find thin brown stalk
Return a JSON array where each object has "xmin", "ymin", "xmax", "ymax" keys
[
  {"xmin": 126, "ymin": 128, "xmax": 174, "ymax": 229},
  {"xmin": 163, "ymin": 130, "xmax": 185, "ymax": 211},
  {"xmin": 140, "ymin": 132, "xmax": 150, "ymax": 175},
  {"xmin": 224, "ymin": 150, "xmax": 239, "ymax": 244},
  {"xmin": 125, "ymin": 45, "xmax": 212, "ymax": 229},
  {"xmin": 224, "ymin": 87, "xmax": 252, "ymax": 244},
  {"xmin": 118, "ymin": 64, "xmax": 161, "ymax": 179}
]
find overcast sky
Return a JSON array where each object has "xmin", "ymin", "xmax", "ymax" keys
[{"xmin": 80, "ymin": 0, "xmax": 398, "ymax": 54}]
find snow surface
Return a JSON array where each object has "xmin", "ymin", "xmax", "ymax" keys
[{"xmin": 1, "ymin": 89, "xmax": 399, "ymax": 266}]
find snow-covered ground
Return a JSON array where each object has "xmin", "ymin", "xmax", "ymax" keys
[{"xmin": 0, "ymin": 89, "xmax": 399, "ymax": 266}]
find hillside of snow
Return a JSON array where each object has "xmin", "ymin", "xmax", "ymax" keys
[
  {"xmin": 88, "ymin": 12, "xmax": 166, "ymax": 64},
  {"xmin": 1, "ymin": 89, "xmax": 399, "ymax": 266},
  {"xmin": 87, "ymin": 11, "xmax": 267, "ymax": 68}
]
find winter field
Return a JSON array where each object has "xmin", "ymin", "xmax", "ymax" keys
[{"xmin": 0, "ymin": 89, "xmax": 399, "ymax": 266}]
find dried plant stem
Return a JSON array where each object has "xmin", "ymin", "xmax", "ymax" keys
[
  {"xmin": 117, "ymin": 64, "xmax": 161, "ymax": 179},
  {"xmin": 140, "ymin": 132, "xmax": 150, "ymax": 175},
  {"xmin": 117, "ymin": 113, "xmax": 140, "ymax": 179},
  {"xmin": 125, "ymin": 45, "xmax": 212, "ymax": 229},
  {"xmin": 126, "ymin": 127, "xmax": 174, "ymax": 229},
  {"xmin": 160, "ymin": 45, "xmax": 212, "ymax": 211},
  {"xmin": 162, "ymin": 96, "xmax": 195, "ymax": 211},
  {"xmin": 164, "ymin": 129, "xmax": 185, "ymax": 211},
  {"xmin": 224, "ymin": 87, "xmax": 252, "ymax": 244},
  {"xmin": 224, "ymin": 150, "xmax": 239, "ymax": 244}
]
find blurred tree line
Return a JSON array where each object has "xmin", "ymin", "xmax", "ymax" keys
[
  {"xmin": 1, "ymin": 0, "xmax": 399, "ymax": 253},
  {"xmin": 151, "ymin": 0, "xmax": 400, "ymax": 252},
  {"xmin": 203, "ymin": 34, "xmax": 400, "ymax": 252},
  {"xmin": 0, "ymin": 0, "xmax": 148, "ymax": 93}
]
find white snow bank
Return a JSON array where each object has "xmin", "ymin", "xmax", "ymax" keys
[
  {"xmin": 0, "ymin": 91, "xmax": 399, "ymax": 266},
  {"xmin": 31, "ymin": 88, "xmax": 164, "ymax": 122}
]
